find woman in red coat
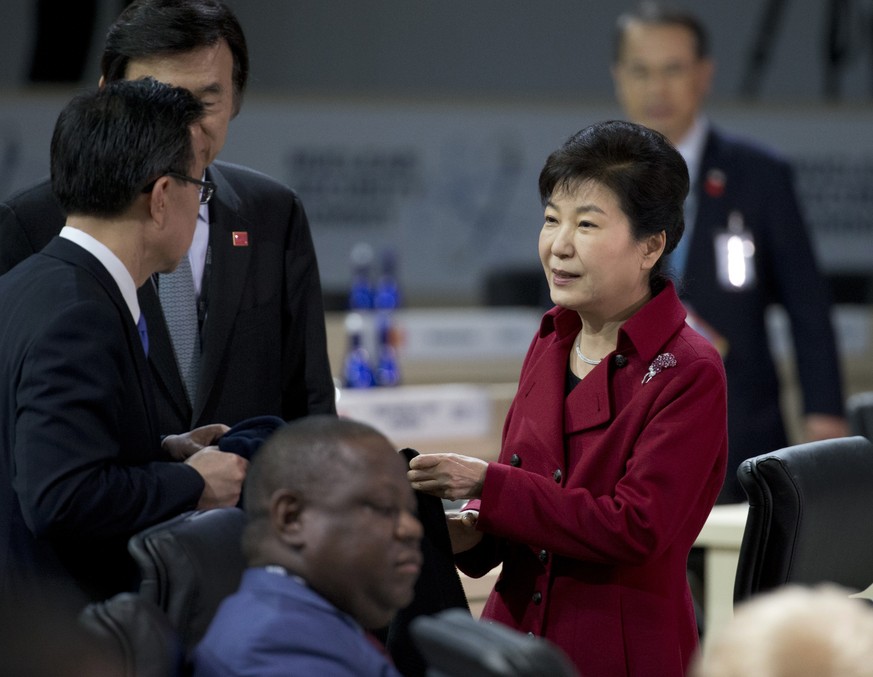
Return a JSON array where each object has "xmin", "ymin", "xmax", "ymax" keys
[{"xmin": 409, "ymin": 120, "xmax": 728, "ymax": 676}]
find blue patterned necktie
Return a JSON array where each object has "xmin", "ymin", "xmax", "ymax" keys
[
  {"xmin": 158, "ymin": 255, "xmax": 200, "ymax": 404},
  {"xmin": 136, "ymin": 313, "xmax": 149, "ymax": 357}
]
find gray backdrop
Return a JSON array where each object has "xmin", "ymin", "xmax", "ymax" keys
[{"xmin": 0, "ymin": 1, "xmax": 871, "ymax": 304}]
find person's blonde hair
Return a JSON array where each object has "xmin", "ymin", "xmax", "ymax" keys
[{"xmin": 691, "ymin": 585, "xmax": 873, "ymax": 677}]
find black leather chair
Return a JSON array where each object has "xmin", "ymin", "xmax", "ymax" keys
[
  {"xmin": 79, "ymin": 592, "xmax": 184, "ymax": 677},
  {"xmin": 410, "ymin": 608, "xmax": 578, "ymax": 677},
  {"xmin": 128, "ymin": 507, "xmax": 247, "ymax": 654},
  {"xmin": 733, "ymin": 436, "xmax": 873, "ymax": 604},
  {"xmin": 128, "ymin": 481, "xmax": 469, "ymax": 676},
  {"xmin": 848, "ymin": 391, "xmax": 873, "ymax": 440}
]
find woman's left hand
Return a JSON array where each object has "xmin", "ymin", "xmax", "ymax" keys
[
  {"xmin": 447, "ymin": 510, "xmax": 483, "ymax": 553},
  {"xmin": 407, "ymin": 453, "xmax": 487, "ymax": 501}
]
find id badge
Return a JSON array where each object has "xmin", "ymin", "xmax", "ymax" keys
[{"xmin": 714, "ymin": 211, "xmax": 756, "ymax": 290}]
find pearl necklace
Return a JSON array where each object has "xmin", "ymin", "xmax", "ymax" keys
[{"xmin": 575, "ymin": 336, "xmax": 602, "ymax": 365}]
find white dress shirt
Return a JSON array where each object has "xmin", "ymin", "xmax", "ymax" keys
[{"xmin": 59, "ymin": 225, "xmax": 141, "ymax": 324}]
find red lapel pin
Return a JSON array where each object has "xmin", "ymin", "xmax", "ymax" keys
[
  {"xmin": 232, "ymin": 231, "xmax": 249, "ymax": 247},
  {"xmin": 704, "ymin": 169, "xmax": 726, "ymax": 198}
]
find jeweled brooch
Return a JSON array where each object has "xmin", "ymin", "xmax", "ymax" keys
[{"xmin": 642, "ymin": 353, "xmax": 677, "ymax": 384}]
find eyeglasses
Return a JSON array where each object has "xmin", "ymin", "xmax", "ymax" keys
[
  {"xmin": 166, "ymin": 172, "xmax": 216, "ymax": 204},
  {"xmin": 141, "ymin": 172, "xmax": 216, "ymax": 204}
]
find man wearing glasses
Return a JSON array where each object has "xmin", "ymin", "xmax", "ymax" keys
[
  {"xmin": 0, "ymin": 0, "xmax": 336, "ymax": 437},
  {"xmin": 145, "ymin": 172, "xmax": 217, "ymax": 207},
  {"xmin": 0, "ymin": 78, "xmax": 247, "ymax": 606}
]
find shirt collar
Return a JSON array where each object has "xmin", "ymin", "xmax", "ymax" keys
[
  {"xmin": 59, "ymin": 225, "xmax": 140, "ymax": 322},
  {"xmin": 675, "ymin": 115, "xmax": 710, "ymax": 183},
  {"xmin": 199, "ymin": 167, "xmax": 211, "ymax": 224}
]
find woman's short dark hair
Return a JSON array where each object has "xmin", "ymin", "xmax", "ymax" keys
[
  {"xmin": 51, "ymin": 78, "xmax": 204, "ymax": 218},
  {"xmin": 101, "ymin": 0, "xmax": 249, "ymax": 116},
  {"xmin": 538, "ymin": 120, "xmax": 689, "ymax": 292}
]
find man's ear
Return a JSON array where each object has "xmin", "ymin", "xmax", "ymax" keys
[
  {"xmin": 97, "ymin": 75, "xmax": 106, "ymax": 89},
  {"xmin": 271, "ymin": 488, "xmax": 305, "ymax": 547},
  {"xmin": 146, "ymin": 176, "xmax": 172, "ymax": 230}
]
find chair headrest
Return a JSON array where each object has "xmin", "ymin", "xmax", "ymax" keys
[{"xmin": 128, "ymin": 508, "xmax": 247, "ymax": 652}]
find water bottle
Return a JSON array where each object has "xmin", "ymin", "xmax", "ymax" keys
[
  {"xmin": 342, "ymin": 313, "xmax": 375, "ymax": 388},
  {"xmin": 348, "ymin": 243, "xmax": 375, "ymax": 310},
  {"xmin": 374, "ymin": 248, "xmax": 401, "ymax": 310},
  {"xmin": 375, "ymin": 312, "xmax": 400, "ymax": 387}
]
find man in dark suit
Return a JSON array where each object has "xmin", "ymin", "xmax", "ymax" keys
[
  {"xmin": 0, "ymin": 79, "xmax": 247, "ymax": 605},
  {"xmin": 612, "ymin": 2, "xmax": 847, "ymax": 503},
  {"xmin": 0, "ymin": 0, "xmax": 336, "ymax": 436}
]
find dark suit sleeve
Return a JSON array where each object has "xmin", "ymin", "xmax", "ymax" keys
[
  {"xmin": 0, "ymin": 204, "xmax": 33, "ymax": 275},
  {"xmin": 283, "ymin": 194, "xmax": 336, "ymax": 417},
  {"xmin": 0, "ymin": 203, "xmax": 39, "ymax": 275},
  {"xmin": 13, "ymin": 296, "xmax": 204, "ymax": 542},
  {"xmin": 0, "ymin": 180, "xmax": 66, "ymax": 275},
  {"xmin": 758, "ymin": 159, "xmax": 844, "ymax": 416}
]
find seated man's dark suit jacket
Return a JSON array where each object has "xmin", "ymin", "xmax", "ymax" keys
[
  {"xmin": 0, "ymin": 161, "xmax": 336, "ymax": 434},
  {"xmin": 0, "ymin": 238, "xmax": 206, "ymax": 603},
  {"xmin": 681, "ymin": 127, "xmax": 844, "ymax": 502}
]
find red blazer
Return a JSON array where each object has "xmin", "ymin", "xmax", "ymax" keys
[{"xmin": 457, "ymin": 282, "xmax": 727, "ymax": 676}]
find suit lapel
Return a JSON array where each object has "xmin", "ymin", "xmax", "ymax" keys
[
  {"xmin": 515, "ymin": 329, "xmax": 576, "ymax": 453},
  {"xmin": 688, "ymin": 129, "xmax": 727, "ymax": 282},
  {"xmin": 45, "ymin": 238, "xmax": 161, "ymax": 441},
  {"xmin": 523, "ymin": 313, "xmax": 613, "ymax": 439},
  {"xmin": 194, "ymin": 164, "xmax": 252, "ymax": 424}
]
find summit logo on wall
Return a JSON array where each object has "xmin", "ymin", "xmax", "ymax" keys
[{"xmin": 285, "ymin": 147, "xmax": 422, "ymax": 226}]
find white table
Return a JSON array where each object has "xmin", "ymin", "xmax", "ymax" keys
[
  {"xmin": 460, "ymin": 503, "xmax": 750, "ymax": 629},
  {"xmin": 692, "ymin": 503, "xmax": 750, "ymax": 636}
]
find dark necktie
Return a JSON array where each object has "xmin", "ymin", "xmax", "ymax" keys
[{"xmin": 137, "ymin": 313, "xmax": 149, "ymax": 357}]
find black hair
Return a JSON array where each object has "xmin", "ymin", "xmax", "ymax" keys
[
  {"xmin": 538, "ymin": 120, "xmax": 688, "ymax": 293},
  {"xmin": 101, "ymin": 0, "xmax": 249, "ymax": 116},
  {"xmin": 50, "ymin": 78, "xmax": 204, "ymax": 217},
  {"xmin": 241, "ymin": 416, "xmax": 394, "ymax": 558},
  {"xmin": 614, "ymin": 1, "xmax": 710, "ymax": 63}
]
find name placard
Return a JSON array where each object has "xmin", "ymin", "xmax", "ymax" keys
[
  {"xmin": 397, "ymin": 308, "xmax": 541, "ymax": 361},
  {"xmin": 337, "ymin": 383, "xmax": 493, "ymax": 441}
]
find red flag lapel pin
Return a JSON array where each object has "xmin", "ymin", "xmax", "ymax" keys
[
  {"xmin": 704, "ymin": 169, "xmax": 726, "ymax": 198},
  {"xmin": 232, "ymin": 231, "xmax": 249, "ymax": 247}
]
